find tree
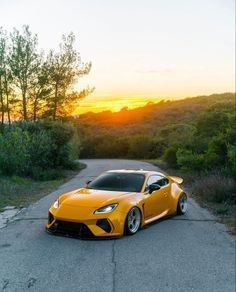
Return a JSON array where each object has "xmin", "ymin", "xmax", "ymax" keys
[
  {"xmin": 3, "ymin": 64, "xmax": 13, "ymax": 124},
  {"xmin": 9, "ymin": 25, "xmax": 38, "ymax": 120},
  {"xmin": 46, "ymin": 33, "xmax": 92, "ymax": 120},
  {"xmin": 0, "ymin": 28, "xmax": 7, "ymax": 125},
  {"xmin": 196, "ymin": 107, "xmax": 229, "ymax": 137},
  {"xmin": 128, "ymin": 135, "xmax": 153, "ymax": 158},
  {"xmin": 28, "ymin": 54, "xmax": 52, "ymax": 121}
]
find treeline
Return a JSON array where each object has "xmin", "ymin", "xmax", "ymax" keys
[
  {"xmin": 78, "ymin": 93, "xmax": 236, "ymax": 176},
  {"xmin": 0, "ymin": 25, "xmax": 92, "ymax": 123}
]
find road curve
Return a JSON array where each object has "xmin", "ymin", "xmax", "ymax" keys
[{"xmin": 0, "ymin": 159, "xmax": 235, "ymax": 292}]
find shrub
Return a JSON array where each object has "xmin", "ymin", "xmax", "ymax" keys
[
  {"xmin": 150, "ymin": 138, "xmax": 166, "ymax": 158},
  {"xmin": 27, "ymin": 130, "xmax": 54, "ymax": 170},
  {"xmin": 128, "ymin": 135, "xmax": 153, "ymax": 159},
  {"xmin": 70, "ymin": 131, "xmax": 81, "ymax": 160},
  {"xmin": 114, "ymin": 137, "xmax": 130, "ymax": 158},
  {"xmin": 37, "ymin": 121, "xmax": 75, "ymax": 168},
  {"xmin": 196, "ymin": 108, "xmax": 229, "ymax": 137},
  {"xmin": 0, "ymin": 128, "xmax": 31, "ymax": 176},
  {"xmin": 227, "ymin": 144, "xmax": 236, "ymax": 176},
  {"xmin": 160, "ymin": 123, "xmax": 195, "ymax": 148},
  {"xmin": 163, "ymin": 147, "xmax": 178, "ymax": 168},
  {"xmin": 176, "ymin": 149, "xmax": 204, "ymax": 171},
  {"xmin": 205, "ymin": 135, "xmax": 228, "ymax": 168},
  {"xmin": 0, "ymin": 121, "xmax": 79, "ymax": 179}
]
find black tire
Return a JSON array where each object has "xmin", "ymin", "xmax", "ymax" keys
[
  {"xmin": 177, "ymin": 193, "xmax": 187, "ymax": 215},
  {"xmin": 124, "ymin": 207, "xmax": 141, "ymax": 235}
]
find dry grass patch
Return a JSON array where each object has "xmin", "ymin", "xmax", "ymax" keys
[{"xmin": 0, "ymin": 163, "xmax": 86, "ymax": 212}]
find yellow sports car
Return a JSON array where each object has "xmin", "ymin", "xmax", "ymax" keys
[{"xmin": 46, "ymin": 170, "xmax": 187, "ymax": 237}]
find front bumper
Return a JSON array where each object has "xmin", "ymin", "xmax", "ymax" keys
[{"xmin": 46, "ymin": 205, "xmax": 126, "ymax": 238}]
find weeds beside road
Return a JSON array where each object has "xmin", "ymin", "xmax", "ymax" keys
[{"xmin": 0, "ymin": 163, "xmax": 86, "ymax": 212}]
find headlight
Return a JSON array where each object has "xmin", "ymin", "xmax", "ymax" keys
[
  {"xmin": 94, "ymin": 203, "xmax": 118, "ymax": 214},
  {"xmin": 53, "ymin": 199, "xmax": 59, "ymax": 209}
]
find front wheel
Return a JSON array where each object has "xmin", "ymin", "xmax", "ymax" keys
[
  {"xmin": 124, "ymin": 207, "xmax": 141, "ymax": 235},
  {"xmin": 177, "ymin": 193, "xmax": 187, "ymax": 215}
]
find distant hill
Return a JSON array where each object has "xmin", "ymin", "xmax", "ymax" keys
[{"xmin": 78, "ymin": 93, "xmax": 235, "ymax": 138}]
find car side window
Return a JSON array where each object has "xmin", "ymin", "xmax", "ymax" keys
[
  {"xmin": 145, "ymin": 175, "xmax": 169, "ymax": 191},
  {"xmin": 157, "ymin": 177, "xmax": 169, "ymax": 187},
  {"xmin": 145, "ymin": 175, "xmax": 163, "ymax": 191}
]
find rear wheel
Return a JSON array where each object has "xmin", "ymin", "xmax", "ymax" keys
[
  {"xmin": 124, "ymin": 207, "xmax": 141, "ymax": 235},
  {"xmin": 177, "ymin": 193, "xmax": 187, "ymax": 215}
]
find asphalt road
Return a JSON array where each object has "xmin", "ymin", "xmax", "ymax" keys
[{"xmin": 0, "ymin": 159, "xmax": 235, "ymax": 292}]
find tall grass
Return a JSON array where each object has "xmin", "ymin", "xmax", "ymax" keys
[{"xmin": 192, "ymin": 173, "xmax": 236, "ymax": 204}]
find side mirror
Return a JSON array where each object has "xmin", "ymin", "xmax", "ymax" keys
[
  {"xmin": 148, "ymin": 184, "xmax": 161, "ymax": 194},
  {"xmin": 86, "ymin": 180, "xmax": 92, "ymax": 186}
]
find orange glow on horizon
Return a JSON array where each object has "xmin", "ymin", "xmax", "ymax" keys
[
  {"xmin": 74, "ymin": 94, "xmax": 190, "ymax": 114},
  {"xmin": 75, "ymin": 97, "xmax": 159, "ymax": 114},
  {"xmin": 74, "ymin": 91, "xmax": 235, "ymax": 114},
  {"xmin": 74, "ymin": 93, "xmax": 210, "ymax": 114}
]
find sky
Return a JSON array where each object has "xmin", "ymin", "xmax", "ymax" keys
[{"xmin": 0, "ymin": 0, "xmax": 235, "ymax": 113}]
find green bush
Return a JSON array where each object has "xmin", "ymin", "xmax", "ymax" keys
[
  {"xmin": 160, "ymin": 123, "xmax": 195, "ymax": 148},
  {"xmin": 204, "ymin": 135, "xmax": 228, "ymax": 168},
  {"xmin": 149, "ymin": 138, "xmax": 166, "ymax": 158},
  {"xmin": 0, "ymin": 121, "xmax": 79, "ymax": 179},
  {"xmin": 128, "ymin": 135, "xmax": 153, "ymax": 159},
  {"xmin": 70, "ymin": 131, "xmax": 81, "ymax": 160},
  {"xmin": 176, "ymin": 149, "xmax": 205, "ymax": 171},
  {"xmin": 196, "ymin": 107, "xmax": 229, "ymax": 137},
  {"xmin": 30, "ymin": 121, "xmax": 75, "ymax": 168},
  {"xmin": 28, "ymin": 130, "xmax": 54, "ymax": 170},
  {"xmin": 227, "ymin": 144, "xmax": 236, "ymax": 176},
  {"xmin": 0, "ymin": 128, "xmax": 31, "ymax": 176},
  {"xmin": 163, "ymin": 147, "xmax": 178, "ymax": 168}
]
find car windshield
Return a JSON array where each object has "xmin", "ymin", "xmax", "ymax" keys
[{"xmin": 87, "ymin": 172, "xmax": 145, "ymax": 192}]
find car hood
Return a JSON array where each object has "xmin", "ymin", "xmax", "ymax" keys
[{"xmin": 61, "ymin": 188, "xmax": 133, "ymax": 208}]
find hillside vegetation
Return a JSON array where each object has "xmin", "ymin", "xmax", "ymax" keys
[{"xmin": 79, "ymin": 93, "xmax": 235, "ymax": 171}]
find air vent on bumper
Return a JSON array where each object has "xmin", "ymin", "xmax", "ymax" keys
[{"xmin": 96, "ymin": 219, "xmax": 112, "ymax": 233}]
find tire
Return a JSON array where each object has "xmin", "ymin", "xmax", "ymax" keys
[
  {"xmin": 124, "ymin": 207, "xmax": 141, "ymax": 235},
  {"xmin": 177, "ymin": 193, "xmax": 187, "ymax": 215}
]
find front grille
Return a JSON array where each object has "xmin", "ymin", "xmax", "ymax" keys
[{"xmin": 49, "ymin": 220, "xmax": 94, "ymax": 238}]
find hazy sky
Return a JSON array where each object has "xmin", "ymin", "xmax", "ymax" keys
[{"xmin": 0, "ymin": 0, "xmax": 235, "ymax": 112}]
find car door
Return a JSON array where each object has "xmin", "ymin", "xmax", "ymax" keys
[{"xmin": 143, "ymin": 175, "xmax": 170, "ymax": 220}]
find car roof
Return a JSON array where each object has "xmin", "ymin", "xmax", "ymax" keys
[{"xmin": 106, "ymin": 169, "xmax": 165, "ymax": 176}]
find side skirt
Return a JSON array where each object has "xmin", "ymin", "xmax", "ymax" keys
[{"xmin": 144, "ymin": 210, "xmax": 169, "ymax": 225}]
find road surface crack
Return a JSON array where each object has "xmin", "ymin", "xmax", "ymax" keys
[
  {"xmin": 2, "ymin": 279, "xmax": 9, "ymax": 291},
  {"xmin": 111, "ymin": 239, "xmax": 117, "ymax": 292},
  {"xmin": 27, "ymin": 278, "xmax": 37, "ymax": 288},
  {"xmin": 14, "ymin": 217, "xmax": 48, "ymax": 221}
]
